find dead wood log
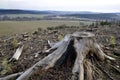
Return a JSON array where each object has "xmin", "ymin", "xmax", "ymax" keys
[
  {"xmin": 0, "ymin": 72, "xmax": 23, "ymax": 80},
  {"xmin": 16, "ymin": 35, "xmax": 71, "ymax": 80},
  {"xmin": 1, "ymin": 32, "xmax": 115, "ymax": 80},
  {"xmin": 45, "ymin": 34, "xmax": 71, "ymax": 52},
  {"xmin": 9, "ymin": 45, "xmax": 24, "ymax": 62},
  {"xmin": 47, "ymin": 40, "xmax": 55, "ymax": 47}
]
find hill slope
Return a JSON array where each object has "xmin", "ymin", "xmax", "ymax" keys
[
  {"xmin": 62, "ymin": 13, "xmax": 120, "ymax": 20},
  {"xmin": 0, "ymin": 9, "xmax": 120, "ymax": 20}
]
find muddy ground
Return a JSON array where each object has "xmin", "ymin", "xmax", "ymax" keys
[{"xmin": 0, "ymin": 23, "xmax": 120, "ymax": 80}]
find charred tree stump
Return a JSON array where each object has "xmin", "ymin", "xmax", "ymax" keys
[{"xmin": 0, "ymin": 32, "xmax": 115, "ymax": 80}]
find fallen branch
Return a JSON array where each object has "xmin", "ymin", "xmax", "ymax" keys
[
  {"xmin": 16, "ymin": 38, "xmax": 71, "ymax": 80},
  {"xmin": 9, "ymin": 45, "xmax": 24, "ymax": 62},
  {"xmin": 45, "ymin": 34, "xmax": 71, "ymax": 52},
  {"xmin": 47, "ymin": 40, "xmax": 55, "ymax": 47},
  {"xmin": 0, "ymin": 72, "xmax": 23, "ymax": 80}
]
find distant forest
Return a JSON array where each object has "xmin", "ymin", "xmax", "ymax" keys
[
  {"xmin": 0, "ymin": 9, "xmax": 120, "ymax": 21},
  {"xmin": 62, "ymin": 13, "xmax": 120, "ymax": 20}
]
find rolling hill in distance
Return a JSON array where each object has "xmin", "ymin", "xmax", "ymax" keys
[
  {"xmin": 0, "ymin": 9, "xmax": 120, "ymax": 20},
  {"xmin": 0, "ymin": 9, "xmax": 99, "ymax": 14}
]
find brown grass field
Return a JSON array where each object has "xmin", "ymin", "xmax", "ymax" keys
[
  {"xmin": 0, "ymin": 20, "xmax": 92, "ymax": 36},
  {"xmin": 5, "ymin": 14, "xmax": 49, "ymax": 18}
]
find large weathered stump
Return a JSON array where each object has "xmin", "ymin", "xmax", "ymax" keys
[
  {"xmin": 0, "ymin": 32, "xmax": 115, "ymax": 80},
  {"xmin": 71, "ymin": 32, "xmax": 114, "ymax": 80}
]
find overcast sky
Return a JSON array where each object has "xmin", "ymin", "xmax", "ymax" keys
[{"xmin": 0, "ymin": 0, "xmax": 120, "ymax": 12}]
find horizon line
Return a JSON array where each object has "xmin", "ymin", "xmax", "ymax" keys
[{"xmin": 0, "ymin": 8, "xmax": 120, "ymax": 13}]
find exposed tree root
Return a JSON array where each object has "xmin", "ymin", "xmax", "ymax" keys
[
  {"xmin": 109, "ymin": 64, "xmax": 120, "ymax": 74},
  {"xmin": 96, "ymin": 62, "xmax": 115, "ymax": 80},
  {"xmin": 84, "ymin": 60, "xmax": 93, "ymax": 80}
]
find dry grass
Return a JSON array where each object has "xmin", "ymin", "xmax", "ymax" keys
[
  {"xmin": 0, "ymin": 20, "xmax": 92, "ymax": 36},
  {"xmin": 5, "ymin": 14, "xmax": 49, "ymax": 18}
]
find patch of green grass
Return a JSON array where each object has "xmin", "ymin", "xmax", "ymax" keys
[
  {"xmin": 0, "ymin": 58, "xmax": 12, "ymax": 75},
  {"xmin": 58, "ymin": 34, "xmax": 63, "ymax": 41},
  {"xmin": 109, "ymin": 36, "xmax": 116, "ymax": 47},
  {"xmin": 11, "ymin": 37, "xmax": 18, "ymax": 48}
]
